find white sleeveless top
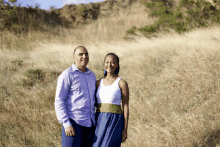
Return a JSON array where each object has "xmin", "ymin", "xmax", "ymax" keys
[{"xmin": 96, "ymin": 77, "xmax": 122, "ymax": 105}]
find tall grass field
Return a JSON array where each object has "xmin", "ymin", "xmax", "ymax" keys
[{"xmin": 1, "ymin": 2, "xmax": 220, "ymax": 147}]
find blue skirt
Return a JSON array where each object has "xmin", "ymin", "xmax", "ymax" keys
[{"xmin": 93, "ymin": 112, "xmax": 124, "ymax": 147}]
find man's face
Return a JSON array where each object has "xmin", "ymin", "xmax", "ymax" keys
[{"xmin": 73, "ymin": 47, "xmax": 89, "ymax": 68}]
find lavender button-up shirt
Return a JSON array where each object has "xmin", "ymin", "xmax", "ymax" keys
[{"xmin": 54, "ymin": 64, "xmax": 96, "ymax": 129}]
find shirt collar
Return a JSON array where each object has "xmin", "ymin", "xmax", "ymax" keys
[{"xmin": 71, "ymin": 63, "xmax": 91, "ymax": 74}]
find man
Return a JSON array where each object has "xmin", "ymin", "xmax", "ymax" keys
[{"xmin": 54, "ymin": 46, "xmax": 96, "ymax": 147}]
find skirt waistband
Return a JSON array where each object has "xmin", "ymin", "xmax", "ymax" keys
[{"xmin": 96, "ymin": 103, "xmax": 123, "ymax": 114}]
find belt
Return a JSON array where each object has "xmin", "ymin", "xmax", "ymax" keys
[{"xmin": 96, "ymin": 103, "xmax": 123, "ymax": 114}]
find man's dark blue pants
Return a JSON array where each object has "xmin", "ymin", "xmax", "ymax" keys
[{"xmin": 61, "ymin": 119, "xmax": 95, "ymax": 147}]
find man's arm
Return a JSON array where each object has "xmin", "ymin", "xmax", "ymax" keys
[{"xmin": 54, "ymin": 71, "xmax": 72, "ymax": 129}]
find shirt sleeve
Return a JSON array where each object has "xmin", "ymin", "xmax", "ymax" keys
[{"xmin": 54, "ymin": 70, "xmax": 72, "ymax": 129}]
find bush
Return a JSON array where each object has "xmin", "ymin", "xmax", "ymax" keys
[
  {"xmin": 126, "ymin": 26, "xmax": 137, "ymax": 34},
  {"xmin": 20, "ymin": 69, "xmax": 61, "ymax": 87},
  {"xmin": 127, "ymin": 0, "xmax": 220, "ymax": 37},
  {"xmin": 0, "ymin": 1, "xmax": 63, "ymax": 34},
  {"xmin": 138, "ymin": 25, "xmax": 157, "ymax": 35},
  {"xmin": 11, "ymin": 60, "xmax": 23, "ymax": 67}
]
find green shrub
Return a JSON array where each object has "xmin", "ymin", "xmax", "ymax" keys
[
  {"xmin": 75, "ymin": 5, "xmax": 87, "ymax": 16},
  {"xmin": 21, "ymin": 69, "xmax": 45, "ymax": 87},
  {"xmin": 11, "ymin": 60, "xmax": 23, "ymax": 67},
  {"xmin": 20, "ymin": 69, "xmax": 60, "ymax": 87},
  {"xmin": 127, "ymin": 0, "xmax": 220, "ymax": 37},
  {"xmin": 179, "ymin": 0, "xmax": 195, "ymax": 9},
  {"xmin": 0, "ymin": 0, "xmax": 63, "ymax": 35},
  {"xmin": 126, "ymin": 26, "xmax": 137, "ymax": 34},
  {"xmin": 25, "ymin": 69, "xmax": 45, "ymax": 82},
  {"xmin": 138, "ymin": 25, "xmax": 157, "ymax": 35},
  {"xmin": 76, "ymin": 6, "xmax": 86, "ymax": 12}
]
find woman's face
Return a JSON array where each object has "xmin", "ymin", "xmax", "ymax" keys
[{"xmin": 104, "ymin": 55, "xmax": 118, "ymax": 74}]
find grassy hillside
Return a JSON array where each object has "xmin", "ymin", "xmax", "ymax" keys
[
  {"xmin": 127, "ymin": 0, "xmax": 220, "ymax": 37},
  {"xmin": 1, "ymin": 24, "xmax": 220, "ymax": 147},
  {"xmin": 1, "ymin": 0, "xmax": 220, "ymax": 146},
  {"xmin": 0, "ymin": 2, "xmax": 153, "ymax": 50},
  {"xmin": 0, "ymin": 0, "xmax": 143, "ymax": 34}
]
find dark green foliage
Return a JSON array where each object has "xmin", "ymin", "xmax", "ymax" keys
[
  {"xmin": 127, "ymin": 0, "xmax": 220, "ymax": 37},
  {"xmin": 0, "ymin": 1, "xmax": 63, "ymax": 34},
  {"xmin": 138, "ymin": 25, "xmax": 157, "ymax": 35},
  {"xmin": 0, "ymin": 1, "xmax": 102, "ymax": 35},
  {"xmin": 179, "ymin": 0, "xmax": 195, "ymax": 9},
  {"xmin": 22, "ymin": 69, "xmax": 45, "ymax": 87},
  {"xmin": 11, "ymin": 60, "xmax": 23, "ymax": 67},
  {"xmin": 8, "ymin": 0, "xmax": 17, "ymax": 3},
  {"xmin": 21, "ymin": 69, "xmax": 61, "ymax": 87},
  {"xmin": 25, "ymin": 69, "xmax": 45, "ymax": 82},
  {"xmin": 174, "ymin": 22, "xmax": 187, "ymax": 33},
  {"xmin": 76, "ymin": 5, "xmax": 86, "ymax": 13},
  {"xmin": 146, "ymin": 1, "xmax": 171, "ymax": 17},
  {"xmin": 126, "ymin": 26, "xmax": 137, "ymax": 34},
  {"xmin": 213, "ymin": 0, "xmax": 220, "ymax": 3}
]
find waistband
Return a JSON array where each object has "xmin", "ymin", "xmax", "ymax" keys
[{"xmin": 96, "ymin": 103, "xmax": 123, "ymax": 114}]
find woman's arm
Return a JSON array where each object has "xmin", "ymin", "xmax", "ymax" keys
[
  {"xmin": 96, "ymin": 79, "xmax": 101, "ymax": 89},
  {"xmin": 119, "ymin": 79, "xmax": 129, "ymax": 143},
  {"xmin": 95, "ymin": 79, "xmax": 101, "ymax": 108}
]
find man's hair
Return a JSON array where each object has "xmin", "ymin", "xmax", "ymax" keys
[{"xmin": 73, "ymin": 46, "xmax": 87, "ymax": 55}]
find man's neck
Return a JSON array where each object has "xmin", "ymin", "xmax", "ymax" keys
[{"xmin": 77, "ymin": 66, "xmax": 86, "ymax": 73}]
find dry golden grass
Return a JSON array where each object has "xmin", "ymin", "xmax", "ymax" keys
[
  {"xmin": 0, "ymin": 2, "xmax": 156, "ymax": 51},
  {"xmin": 1, "ymin": 2, "xmax": 220, "ymax": 146}
]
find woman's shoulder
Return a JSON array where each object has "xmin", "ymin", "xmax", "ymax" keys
[
  {"xmin": 119, "ymin": 78, "xmax": 128, "ymax": 89},
  {"xmin": 96, "ymin": 78, "xmax": 103, "ymax": 88}
]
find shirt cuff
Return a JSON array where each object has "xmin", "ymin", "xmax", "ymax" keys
[{"xmin": 63, "ymin": 120, "xmax": 72, "ymax": 129}]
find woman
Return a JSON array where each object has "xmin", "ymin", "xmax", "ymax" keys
[{"xmin": 93, "ymin": 53, "xmax": 129, "ymax": 147}]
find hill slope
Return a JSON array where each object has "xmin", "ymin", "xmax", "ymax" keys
[
  {"xmin": 0, "ymin": 1, "xmax": 155, "ymax": 50},
  {"xmin": 1, "ymin": 0, "xmax": 220, "ymax": 146},
  {"xmin": 0, "ymin": 0, "xmax": 145, "ymax": 30},
  {"xmin": 1, "ymin": 26, "xmax": 220, "ymax": 146}
]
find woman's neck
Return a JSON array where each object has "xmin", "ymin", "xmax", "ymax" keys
[{"xmin": 105, "ymin": 73, "xmax": 118, "ymax": 79}]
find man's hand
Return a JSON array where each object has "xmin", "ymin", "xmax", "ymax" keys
[{"xmin": 65, "ymin": 126, "xmax": 76, "ymax": 136}]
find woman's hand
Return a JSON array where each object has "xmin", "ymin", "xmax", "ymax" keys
[
  {"xmin": 65, "ymin": 126, "xmax": 76, "ymax": 136},
  {"xmin": 122, "ymin": 129, "xmax": 127, "ymax": 143}
]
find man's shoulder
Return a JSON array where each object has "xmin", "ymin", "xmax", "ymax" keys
[
  {"xmin": 59, "ymin": 67, "xmax": 73, "ymax": 77},
  {"xmin": 88, "ymin": 70, "xmax": 96, "ymax": 78},
  {"xmin": 89, "ymin": 70, "xmax": 96, "ymax": 76}
]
